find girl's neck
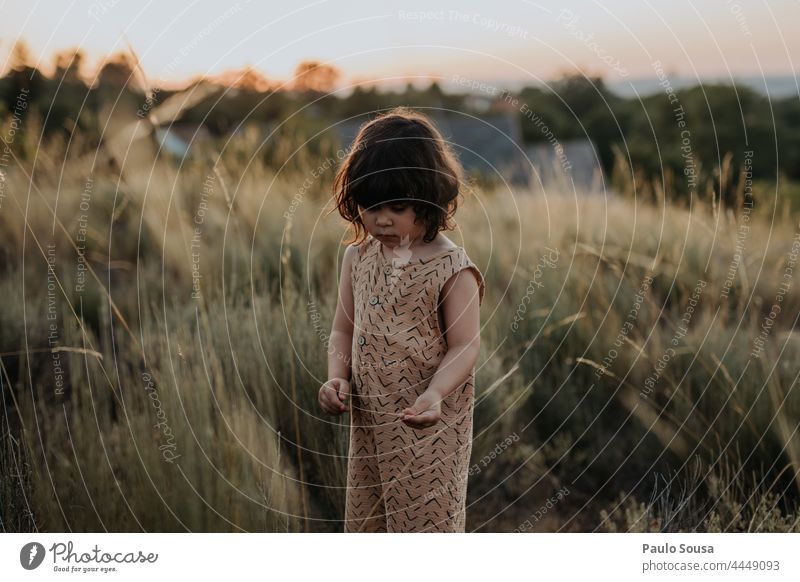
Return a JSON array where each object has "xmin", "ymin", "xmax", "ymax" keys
[
  {"xmin": 403, "ymin": 232, "xmax": 434, "ymax": 249},
  {"xmin": 378, "ymin": 232, "xmax": 455, "ymax": 262},
  {"xmin": 383, "ymin": 231, "xmax": 439, "ymax": 250}
]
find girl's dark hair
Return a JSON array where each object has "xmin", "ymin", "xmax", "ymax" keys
[{"xmin": 332, "ymin": 107, "xmax": 464, "ymax": 245}]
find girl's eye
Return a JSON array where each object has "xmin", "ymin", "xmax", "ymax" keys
[{"xmin": 390, "ymin": 205, "xmax": 407, "ymax": 212}]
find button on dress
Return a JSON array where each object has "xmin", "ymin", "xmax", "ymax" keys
[{"xmin": 344, "ymin": 235, "xmax": 486, "ymax": 532}]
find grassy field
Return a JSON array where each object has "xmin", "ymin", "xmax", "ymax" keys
[{"xmin": 1, "ymin": 122, "xmax": 799, "ymax": 532}]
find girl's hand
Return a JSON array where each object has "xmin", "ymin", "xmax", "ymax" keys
[
  {"xmin": 319, "ymin": 378, "xmax": 350, "ymax": 415},
  {"xmin": 401, "ymin": 391, "xmax": 442, "ymax": 428}
]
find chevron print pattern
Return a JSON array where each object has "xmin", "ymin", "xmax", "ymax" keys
[{"xmin": 344, "ymin": 235, "xmax": 485, "ymax": 533}]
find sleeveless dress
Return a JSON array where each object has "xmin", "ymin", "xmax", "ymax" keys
[{"xmin": 344, "ymin": 235, "xmax": 486, "ymax": 532}]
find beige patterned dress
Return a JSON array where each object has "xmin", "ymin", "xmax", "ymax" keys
[{"xmin": 344, "ymin": 235, "xmax": 485, "ymax": 532}]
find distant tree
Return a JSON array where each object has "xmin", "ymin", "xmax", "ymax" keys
[
  {"xmin": 517, "ymin": 85, "xmax": 572, "ymax": 142},
  {"xmin": 9, "ymin": 40, "xmax": 34, "ymax": 73},
  {"xmin": 212, "ymin": 66, "xmax": 272, "ymax": 92},
  {"xmin": 427, "ymin": 80, "xmax": 444, "ymax": 100},
  {"xmin": 2, "ymin": 40, "xmax": 44, "ymax": 111},
  {"xmin": 334, "ymin": 84, "xmax": 380, "ymax": 118},
  {"xmin": 93, "ymin": 51, "xmax": 140, "ymax": 90},
  {"xmin": 415, "ymin": 81, "xmax": 444, "ymax": 108},
  {"xmin": 550, "ymin": 73, "xmax": 624, "ymax": 170},
  {"xmin": 554, "ymin": 73, "xmax": 613, "ymax": 119},
  {"xmin": 778, "ymin": 99, "xmax": 800, "ymax": 180},
  {"xmin": 292, "ymin": 60, "xmax": 340, "ymax": 93},
  {"xmin": 52, "ymin": 48, "xmax": 87, "ymax": 85}
]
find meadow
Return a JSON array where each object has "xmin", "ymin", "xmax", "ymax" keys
[{"xmin": 1, "ymin": 119, "xmax": 799, "ymax": 532}]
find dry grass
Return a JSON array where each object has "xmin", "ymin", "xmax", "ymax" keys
[{"xmin": 1, "ymin": 120, "xmax": 798, "ymax": 532}]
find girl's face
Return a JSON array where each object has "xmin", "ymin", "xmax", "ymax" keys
[{"xmin": 358, "ymin": 201, "xmax": 424, "ymax": 248}]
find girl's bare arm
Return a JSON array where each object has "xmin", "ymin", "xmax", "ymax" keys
[
  {"xmin": 425, "ymin": 269, "xmax": 482, "ymax": 401},
  {"xmin": 327, "ymin": 245, "xmax": 357, "ymax": 381}
]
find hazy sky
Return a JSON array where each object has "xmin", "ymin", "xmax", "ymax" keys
[{"xmin": 1, "ymin": 0, "xmax": 798, "ymax": 89}]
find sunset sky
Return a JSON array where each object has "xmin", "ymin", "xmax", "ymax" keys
[{"xmin": 1, "ymin": 0, "xmax": 798, "ymax": 91}]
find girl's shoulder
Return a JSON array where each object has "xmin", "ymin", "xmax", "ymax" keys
[
  {"xmin": 351, "ymin": 235, "xmax": 378, "ymax": 261},
  {"xmin": 437, "ymin": 247, "xmax": 485, "ymax": 307},
  {"xmin": 417, "ymin": 237, "xmax": 485, "ymax": 307},
  {"xmin": 418, "ymin": 234, "xmax": 459, "ymax": 260}
]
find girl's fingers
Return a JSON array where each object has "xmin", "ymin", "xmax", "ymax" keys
[
  {"xmin": 324, "ymin": 402, "xmax": 344, "ymax": 415},
  {"xmin": 337, "ymin": 383, "xmax": 350, "ymax": 409},
  {"xmin": 319, "ymin": 388, "xmax": 331, "ymax": 408},
  {"xmin": 402, "ymin": 411, "xmax": 437, "ymax": 427},
  {"xmin": 321, "ymin": 385, "xmax": 345, "ymax": 414},
  {"xmin": 319, "ymin": 382, "xmax": 351, "ymax": 415},
  {"xmin": 319, "ymin": 394, "xmax": 333, "ymax": 414}
]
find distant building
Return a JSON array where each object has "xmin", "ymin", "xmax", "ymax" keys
[
  {"xmin": 526, "ymin": 138, "xmax": 606, "ymax": 194},
  {"xmin": 153, "ymin": 122, "xmax": 212, "ymax": 157},
  {"xmin": 463, "ymin": 94, "xmax": 492, "ymax": 114},
  {"xmin": 330, "ymin": 113, "xmax": 533, "ymax": 186}
]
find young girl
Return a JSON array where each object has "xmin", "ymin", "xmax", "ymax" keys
[{"xmin": 318, "ymin": 107, "xmax": 485, "ymax": 533}]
